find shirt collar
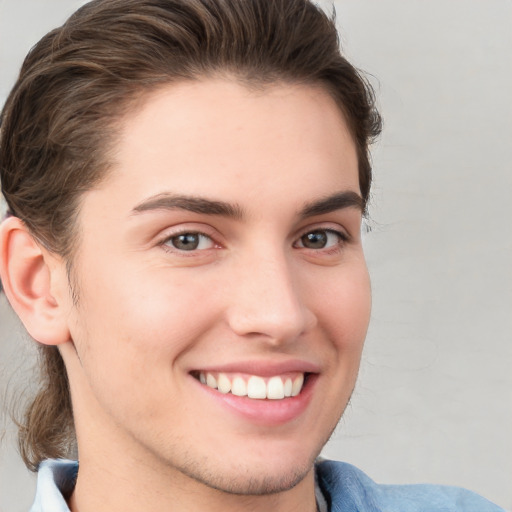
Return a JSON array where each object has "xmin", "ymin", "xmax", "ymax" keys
[{"xmin": 30, "ymin": 459, "xmax": 77, "ymax": 512}]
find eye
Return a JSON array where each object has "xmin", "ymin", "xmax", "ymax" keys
[
  {"xmin": 163, "ymin": 232, "xmax": 215, "ymax": 251},
  {"xmin": 295, "ymin": 229, "xmax": 346, "ymax": 250}
]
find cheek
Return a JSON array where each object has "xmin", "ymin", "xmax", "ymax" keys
[
  {"xmin": 67, "ymin": 289, "xmax": 218, "ymax": 423},
  {"xmin": 79, "ymin": 263, "xmax": 213, "ymax": 336},
  {"xmin": 311, "ymin": 263, "xmax": 371, "ymax": 351},
  {"xmin": 70, "ymin": 269, "xmax": 222, "ymax": 390}
]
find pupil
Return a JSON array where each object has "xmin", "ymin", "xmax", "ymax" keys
[
  {"xmin": 173, "ymin": 233, "xmax": 199, "ymax": 250},
  {"xmin": 302, "ymin": 231, "xmax": 327, "ymax": 249}
]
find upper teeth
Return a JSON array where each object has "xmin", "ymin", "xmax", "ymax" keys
[{"xmin": 198, "ymin": 372, "xmax": 305, "ymax": 400}]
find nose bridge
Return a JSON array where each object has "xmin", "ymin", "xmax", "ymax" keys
[{"xmin": 227, "ymin": 245, "xmax": 314, "ymax": 342}]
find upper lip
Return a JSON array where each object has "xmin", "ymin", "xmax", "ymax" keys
[{"xmin": 190, "ymin": 359, "xmax": 321, "ymax": 377}]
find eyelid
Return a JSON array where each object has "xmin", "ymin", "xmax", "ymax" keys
[
  {"xmin": 294, "ymin": 228, "xmax": 347, "ymax": 247},
  {"xmin": 294, "ymin": 221, "xmax": 351, "ymax": 242},
  {"xmin": 156, "ymin": 224, "xmax": 223, "ymax": 252},
  {"xmin": 167, "ymin": 232, "xmax": 215, "ymax": 250}
]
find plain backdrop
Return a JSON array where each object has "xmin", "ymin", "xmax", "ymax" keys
[{"xmin": 1, "ymin": 1, "xmax": 511, "ymax": 511}]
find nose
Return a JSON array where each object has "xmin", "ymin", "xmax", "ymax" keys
[{"xmin": 225, "ymin": 251, "xmax": 316, "ymax": 344}]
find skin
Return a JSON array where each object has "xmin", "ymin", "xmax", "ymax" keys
[{"xmin": 2, "ymin": 79, "xmax": 371, "ymax": 512}]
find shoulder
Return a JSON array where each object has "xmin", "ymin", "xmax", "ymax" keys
[{"xmin": 315, "ymin": 459, "xmax": 505, "ymax": 512}]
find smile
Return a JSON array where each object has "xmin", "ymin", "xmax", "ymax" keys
[{"xmin": 195, "ymin": 372, "xmax": 306, "ymax": 400}]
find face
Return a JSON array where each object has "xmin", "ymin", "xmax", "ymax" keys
[{"xmin": 60, "ymin": 79, "xmax": 371, "ymax": 495}]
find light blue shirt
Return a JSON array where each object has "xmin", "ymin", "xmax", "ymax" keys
[
  {"xmin": 30, "ymin": 458, "xmax": 505, "ymax": 512},
  {"xmin": 30, "ymin": 460, "xmax": 77, "ymax": 512}
]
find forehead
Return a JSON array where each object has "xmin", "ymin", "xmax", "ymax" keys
[{"xmin": 86, "ymin": 79, "xmax": 359, "ymax": 217}]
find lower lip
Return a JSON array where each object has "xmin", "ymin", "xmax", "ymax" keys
[{"xmin": 193, "ymin": 374, "xmax": 318, "ymax": 426}]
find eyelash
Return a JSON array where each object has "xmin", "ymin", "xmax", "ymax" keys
[
  {"xmin": 160, "ymin": 231, "xmax": 217, "ymax": 253},
  {"xmin": 159, "ymin": 227, "xmax": 349, "ymax": 255},
  {"xmin": 293, "ymin": 228, "xmax": 349, "ymax": 253}
]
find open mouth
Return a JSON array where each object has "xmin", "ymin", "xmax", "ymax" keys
[{"xmin": 191, "ymin": 371, "xmax": 309, "ymax": 400}]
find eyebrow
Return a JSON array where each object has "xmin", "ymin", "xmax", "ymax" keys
[
  {"xmin": 299, "ymin": 191, "xmax": 364, "ymax": 218},
  {"xmin": 131, "ymin": 190, "xmax": 363, "ymax": 219},
  {"xmin": 131, "ymin": 193, "xmax": 244, "ymax": 219}
]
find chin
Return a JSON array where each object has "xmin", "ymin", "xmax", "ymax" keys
[{"xmin": 183, "ymin": 457, "xmax": 315, "ymax": 496}]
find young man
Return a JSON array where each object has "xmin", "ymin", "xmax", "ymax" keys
[{"xmin": 0, "ymin": 1, "xmax": 505, "ymax": 511}]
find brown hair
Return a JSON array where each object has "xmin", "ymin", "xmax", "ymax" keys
[{"xmin": 0, "ymin": 0, "xmax": 381, "ymax": 471}]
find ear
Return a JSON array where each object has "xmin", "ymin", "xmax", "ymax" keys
[{"xmin": 0, "ymin": 216, "xmax": 71, "ymax": 345}]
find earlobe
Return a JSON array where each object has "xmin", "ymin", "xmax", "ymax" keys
[{"xmin": 0, "ymin": 216, "xmax": 71, "ymax": 346}]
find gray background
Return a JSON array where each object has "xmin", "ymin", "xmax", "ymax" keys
[{"xmin": 1, "ymin": 0, "xmax": 511, "ymax": 510}]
